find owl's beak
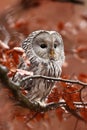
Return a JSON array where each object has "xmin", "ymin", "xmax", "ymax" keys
[{"xmin": 49, "ymin": 49, "xmax": 55, "ymax": 60}]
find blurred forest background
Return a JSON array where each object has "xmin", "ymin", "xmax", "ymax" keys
[{"xmin": 0, "ymin": 0, "xmax": 87, "ymax": 130}]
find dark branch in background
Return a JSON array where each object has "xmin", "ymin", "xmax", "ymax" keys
[
  {"xmin": 19, "ymin": 0, "xmax": 84, "ymax": 11},
  {"xmin": 19, "ymin": 0, "xmax": 40, "ymax": 10},
  {"xmin": 52, "ymin": 0, "xmax": 84, "ymax": 5}
]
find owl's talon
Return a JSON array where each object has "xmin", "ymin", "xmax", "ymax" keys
[
  {"xmin": 37, "ymin": 101, "xmax": 46, "ymax": 107},
  {"xmin": 33, "ymin": 100, "xmax": 46, "ymax": 108}
]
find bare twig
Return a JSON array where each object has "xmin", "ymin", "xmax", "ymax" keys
[
  {"xmin": 0, "ymin": 65, "xmax": 87, "ymax": 118},
  {"xmin": 22, "ymin": 75, "xmax": 87, "ymax": 87}
]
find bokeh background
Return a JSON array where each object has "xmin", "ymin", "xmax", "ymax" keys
[{"xmin": 0, "ymin": 0, "xmax": 87, "ymax": 130}]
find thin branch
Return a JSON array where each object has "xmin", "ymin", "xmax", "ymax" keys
[
  {"xmin": 0, "ymin": 66, "xmax": 87, "ymax": 114},
  {"xmin": 0, "ymin": 65, "xmax": 66, "ymax": 112},
  {"xmin": 22, "ymin": 75, "xmax": 87, "ymax": 87}
]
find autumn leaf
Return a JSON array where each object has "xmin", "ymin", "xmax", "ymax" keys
[
  {"xmin": 47, "ymin": 87, "xmax": 61, "ymax": 103},
  {"xmin": 21, "ymin": 89, "xmax": 28, "ymax": 96},
  {"xmin": 0, "ymin": 47, "xmax": 24, "ymax": 73},
  {"xmin": 12, "ymin": 19, "xmax": 29, "ymax": 36},
  {"xmin": 56, "ymin": 108, "xmax": 64, "ymax": 121},
  {"xmin": 78, "ymin": 74, "xmax": 87, "ymax": 83},
  {"xmin": 57, "ymin": 21, "xmax": 65, "ymax": 31},
  {"xmin": 62, "ymin": 91, "xmax": 76, "ymax": 110},
  {"xmin": 80, "ymin": 108, "xmax": 87, "ymax": 122},
  {"xmin": 75, "ymin": 45, "xmax": 87, "ymax": 61}
]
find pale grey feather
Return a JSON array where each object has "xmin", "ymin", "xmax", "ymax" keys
[{"xmin": 13, "ymin": 30, "xmax": 65, "ymax": 103}]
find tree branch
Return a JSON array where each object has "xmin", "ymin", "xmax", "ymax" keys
[
  {"xmin": 22, "ymin": 75, "xmax": 87, "ymax": 87},
  {"xmin": 0, "ymin": 66, "xmax": 87, "ymax": 114}
]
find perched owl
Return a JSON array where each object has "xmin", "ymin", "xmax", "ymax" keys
[{"xmin": 13, "ymin": 30, "xmax": 65, "ymax": 104}]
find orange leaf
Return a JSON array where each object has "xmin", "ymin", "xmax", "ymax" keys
[
  {"xmin": 80, "ymin": 108, "xmax": 87, "ymax": 121},
  {"xmin": 62, "ymin": 91, "xmax": 76, "ymax": 110},
  {"xmin": 13, "ymin": 19, "xmax": 29, "ymax": 35},
  {"xmin": 56, "ymin": 108, "xmax": 64, "ymax": 121},
  {"xmin": 47, "ymin": 87, "xmax": 61, "ymax": 103},
  {"xmin": 0, "ymin": 47, "xmax": 24, "ymax": 72},
  {"xmin": 76, "ymin": 45, "xmax": 87, "ymax": 60},
  {"xmin": 21, "ymin": 89, "xmax": 28, "ymax": 95},
  {"xmin": 57, "ymin": 21, "xmax": 64, "ymax": 31},
  {"xmin": 78, "ymin": 74, "xmax": 87, "ymax": 83}
]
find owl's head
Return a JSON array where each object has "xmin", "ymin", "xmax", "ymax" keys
[{"xmin": 22, "ymin": 30, "xmax": 65, "ymax": 66}]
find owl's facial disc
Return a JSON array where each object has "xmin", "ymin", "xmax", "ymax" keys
[
  {"xmin": 32, "ymin": 32, "xmax": 50, "ymax": 60},
  {"xmin": 32, "ymin": 31, "xmax": 64, "ymax": 62}
]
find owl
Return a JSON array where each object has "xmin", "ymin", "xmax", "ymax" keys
[{"xmin": 13, "ymin": 30, "xmax": 65, "ymax": 104}]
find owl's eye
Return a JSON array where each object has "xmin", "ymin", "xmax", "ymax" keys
[
  {"xmin": 40, "ymin": 43, "xmax": 47, "ymax": 49},
  {"xmin": 54, "ymin": 44, "xmax": 57, "ymax": 48},
  {"xmin": 54, "ymin": 41, "xmax": 60, "ymax": 48}
]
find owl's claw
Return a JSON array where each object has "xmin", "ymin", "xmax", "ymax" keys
[{"xmin": 34, "ymin": 100, "xmax": 46, "ymax": 108}]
